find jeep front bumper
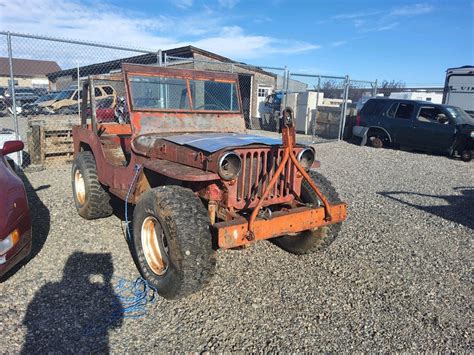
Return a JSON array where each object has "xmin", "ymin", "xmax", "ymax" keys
[{"xmin": 214, "ymin": 203, "xmax": 347, "ymax": 249}]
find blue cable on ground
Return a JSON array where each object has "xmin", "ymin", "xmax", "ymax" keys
[
  {"xmin": 113, "ymin": 276, "xmax": 158, "ymax": 318},
  {"xmin": 83, "ymin": 276, "xmax": 158, "ymax": 337}
]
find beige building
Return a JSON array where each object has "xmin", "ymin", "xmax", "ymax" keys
[{"xmin": 0, "ymin": 57, "xmax": 61, "ymax": 89}]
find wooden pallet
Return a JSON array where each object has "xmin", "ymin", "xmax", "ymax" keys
[{"xmin": 27, "ymin": 115, "xmax": 80, "ymax": 165}]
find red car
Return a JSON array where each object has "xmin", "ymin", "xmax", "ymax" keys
[{"xmin": 0, "ymin": 140, "xmax": 32, "ymax": 277}]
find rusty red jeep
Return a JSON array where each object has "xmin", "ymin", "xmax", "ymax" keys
[{"xmin": 71, "ymin": 64, "xmax": 347, "ymax": 299}]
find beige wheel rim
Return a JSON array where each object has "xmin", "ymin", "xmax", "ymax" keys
[
  {"xmin": 141, "ymin": 216, "xmax": 169, "ymax": 276},
  {"xmin": 74, "ymin": 169, "xmax": 86, "ymax": 205}
]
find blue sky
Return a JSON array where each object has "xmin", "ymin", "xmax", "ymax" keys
[{"xmin": 1, "ymin": 0, "xmax": 473, "ymax": 85}]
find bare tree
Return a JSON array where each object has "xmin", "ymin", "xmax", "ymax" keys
[
  {"xmin": 321, "ymin": 80, "xmax": 344, "ymax": 99},
  {"xmin": 380, "ymin": 80, "xmax": 405, "ymax": 89}
]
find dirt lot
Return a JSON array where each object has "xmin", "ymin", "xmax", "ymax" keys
[{"xmin": 0, "ymin": 141, "xmax": 472, "ymax": 352}]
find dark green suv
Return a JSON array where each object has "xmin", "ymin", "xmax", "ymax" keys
[{"xmin": 353, "ymin": 98, "xmax": 474, "ymax": 162}]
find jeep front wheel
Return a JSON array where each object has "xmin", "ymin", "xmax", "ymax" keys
[
  {"xmin": 71, "ymin": 151, "xmax": 113, "ymax": 219},
  {"xmin": 272, "ymin": 171, "xmax": 343, "ymax": 254},
  {"xmin": 131, "ymin": 186, "xmax": 216, "ymax": 299}
]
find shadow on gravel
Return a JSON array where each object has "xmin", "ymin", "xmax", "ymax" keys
[
  {"xmin": 21, "ymin": 252, "xmax": 123, "ymax": 354},
  {"xmin": 378, "ymin": 187, "xmax": 474, "ymax": 230},
  {"xmin": 0, "ymin": 171, "xmax": 50, "ymax": 281}
]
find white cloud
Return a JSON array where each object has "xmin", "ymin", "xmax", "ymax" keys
[
  {"xmin": 361, "ymin": 22, "xmax": 399, "ymax": 33},
  {"xmin": 172, "ymin": 0, "xmax": 193, "ymax": 9},
  {"xmin": 332, "ymin": 10, "xmax": 382, "ymax": 20},
  {"xmin": 332, "ymin": 3, "xmax": 434, "ymax": 34},
  {"xmin": 331, "ymin": 41, "xmax": 347, "ymax": 47},
  {"xmin": 218, "ymin": 0, "xmax": 239, "ymax": 8},
  {"xmin": 390, "ymin": 3, "xmax": 434, "ymax": 16},
  {"xmin": 0, "ymin": 0, "xmax": 319, "ymax": 66},
  {"xmin": 353, "ymin": 19, "xmax": 365, "ymax": 28},
  {"xmin": 192, "ymin": 26, "xmax": 320, "ymax": 59}
]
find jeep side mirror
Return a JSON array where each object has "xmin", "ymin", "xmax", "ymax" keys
[{"xmin": 1, "ymin": 140, "xmax": 24, "ymax": 155}]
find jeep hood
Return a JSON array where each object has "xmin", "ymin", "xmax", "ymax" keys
[{"xmin": 163, "ymin": 133, "xmax": 282, "ymax": 153}]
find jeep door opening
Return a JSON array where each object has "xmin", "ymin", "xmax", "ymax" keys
[{"xmin": 71, "ymin": 64, "xmax": 347, "ymax": 299}]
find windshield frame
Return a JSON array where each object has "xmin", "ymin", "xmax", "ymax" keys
[{"xmin": 125, "ymin": 72, "xmax": 242, "ymax": 114}]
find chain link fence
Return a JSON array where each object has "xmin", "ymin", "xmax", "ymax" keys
[
  {"xmin": 0, "ymin": 32, "xmax": 158, "ymax": 167},
  {"xmin": 1, "ymin": 31, "xmax": 377, "ymax": 168}
]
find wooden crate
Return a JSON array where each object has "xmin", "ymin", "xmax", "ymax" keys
[{"xmin": 27, "ymin": 115, "xmax": 80, "ymax": 165}]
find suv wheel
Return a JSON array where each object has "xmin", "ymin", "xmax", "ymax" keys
[
  {"xmin": 461, "ymin": 150, "xmax": 472, "ymax": 162},
  {"xmin": 371, "ymin": 136, "xmax": 384, "ymax": 148},
  {"xmin": 131, "ymin": 186, "xmax": 216, "ymax": 299},
  {"xmin": 272, "ymin": 171, "xmax": 343, "ymax": 254},
  {"xmin": 71, "ymin": 151, "xmax": 113, "ymax": 219}
]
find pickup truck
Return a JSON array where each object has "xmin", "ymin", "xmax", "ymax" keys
[{"xmin": 353, "ymin": 98, "xmax": 474, "ymax": 162}]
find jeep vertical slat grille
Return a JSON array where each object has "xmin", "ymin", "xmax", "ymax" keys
[{"xmin": 235, "ymin": 148, "xmax": 295, "ymax": 207}]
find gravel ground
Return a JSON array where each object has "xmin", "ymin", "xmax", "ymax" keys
[{"xmin": 0, "ymin": 141, "xmax": 472, "ymax": 352}]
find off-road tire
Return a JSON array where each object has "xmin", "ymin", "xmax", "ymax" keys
[
  {"xmin": 131, "ymin": 186, "xmax": 216, "ymax": 299},
  {"xmin": 272, "ymin": 171, "xmax": 343, "ymax": 254},
  {"xmin": 71, "ymin": 151, "xmax": 113, "ymax": 219}
]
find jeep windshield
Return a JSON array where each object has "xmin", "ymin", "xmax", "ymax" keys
[
  {"xmin": 128, "ymin": 75, "xmax": 240, "ymax": 112},
  {"xmin": 446, "ymin": 106, "xmax": 474, "ymax": 125}
]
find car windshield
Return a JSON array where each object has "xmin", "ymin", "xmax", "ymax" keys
[
  {"xmin": 446, "ymin": 106, "xmax": 474, "ymax": 125},
  {"xmin": 55, "ymin": 90, "xmax": 75, "ymax": 100},
  {"xmin": 96, "ymin": 97, "xmax": 114, "ymax": 109},
  {"xmin": 34, "ymin": 93, "xmax": 58, "ymax": 104},
  {"xmin": 128, "ymin": 75, "xmax": 240, "ymax": 112}
]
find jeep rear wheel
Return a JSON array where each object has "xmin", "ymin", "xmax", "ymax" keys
[
  {"xmin": 71, "ymin": 151, "xmax": 113, "ymax": 219},
  {"xmin": 131, "ymin": 186, "xmax": 216, "ymax": 299},
  {"xmin": 272, "ymin": 171, "xmax": 342, "ymax": 254}
]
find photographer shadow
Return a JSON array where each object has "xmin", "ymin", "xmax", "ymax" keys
[
  {"xmin": 21, "ymin": 252, "xmax": 123, "ymax": 353},
  {"xmin": 377, "ymin": 187, "xmax": 474, "ymax": 230}
]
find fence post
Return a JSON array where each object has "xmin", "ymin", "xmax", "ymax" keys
[
  {"xmin": 373, "ymin": 79, "xmax": 378, "ymax": 96},
  {"xmin": 76, "ymin": 63, "xmax": 81, "ymax": 116},
  {"xmin": 338, "ymin": 75, "xmax": 350, "ymax": 140},
  {"xmin": 157, "ymin": 49, "xmax": 162, "ymax": 66},
  {"xmin": 283, "ymin": 66, "xmax": 289, "ymax": 108},
  {"xmin": 6, "ymin": 32, "xmax": 21, "ymax": 169},
  {"xmin": 312, "ymin": 76, "xmax": 321, "ymax": 143}
]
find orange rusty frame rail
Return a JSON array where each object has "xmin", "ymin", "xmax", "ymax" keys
[{"xmin": 246, "ymin": 108, "xmax": 335, "ymax": 240}]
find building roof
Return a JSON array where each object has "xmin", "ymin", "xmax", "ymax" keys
[
  {"xmin": 47, "ymin": 45, "xmax": 275, "ymax": 81},
  {"xmin": 172, "ymin": 45, "xmax": 276, "ymax": 77},
  {"xmin": 0, "ymin": 57, "xmax": 61, "ymax": 77}
]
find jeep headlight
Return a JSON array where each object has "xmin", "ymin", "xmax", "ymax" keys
[
  {"xmin": 218, "ymin": 152, "xmax": 241, "ymax": 180},
  {"xmin": 0, "ymin": 229, "xmax": 20, "ymax": 258},
  {"xmin": 470, "ymin": 131, "xmax": 474, "ymax": 138},
  {"xmin": 297, "ymin": 147, "xmax": 315, "ymax": 171}
]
